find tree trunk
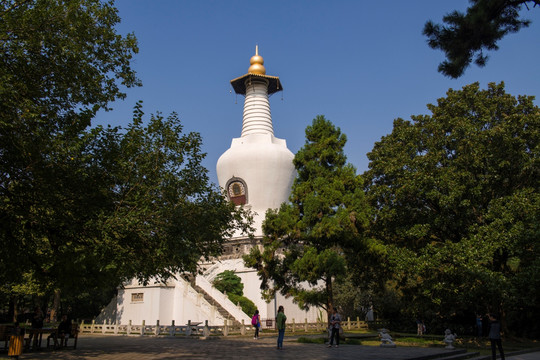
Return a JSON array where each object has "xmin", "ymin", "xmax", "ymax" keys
[
  {"xmin": 49, "ymin": 289, "xmax": 61, "ymax": 322},
  {"xmin": 326, "ymin": 277, "xmax": 334, "ymax": 325},
  {"xmin": 9, "ymin": 296, "xmax": 18, "ymax": 323}
]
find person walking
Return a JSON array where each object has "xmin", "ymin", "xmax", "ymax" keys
[
  {"xmin": 276, "ymin": 305, "xmax": 286, "ymax": 350},
  {"xmin": 416, "ymin": 317, "xmax": 424, "ymax": 336},
  {"xmin": 476, "ymin": 314, "xmax": 483, "ymax": 338},
  {"xmin": 327, "ymin": 307, "xmax": 342, "ymax": 348},
  {"xmin": 28, "ymin": 307, "xmax": 44, "ymax": 350},
  {"xmin": 488, "ymin": 313, "xmax": 505, "ymax": 360},
  {"xmin": 252, "ymin": 310, "xmax": 261, "ymax": 339}
]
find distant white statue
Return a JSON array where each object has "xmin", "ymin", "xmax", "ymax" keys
[
  {"xmin": 365, "ymin": 306, "xmax": 374, "ymax": 321},
  {"xmin": 379, "ymin": 328, "xmax": 396, "ymax": 348},
  {"xmin": 444, "ymin": 329, "xmax": 457, "ymax": 349}
]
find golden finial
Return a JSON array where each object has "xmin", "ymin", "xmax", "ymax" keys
[{"xmin": 248, "ymin": 45, "xmax": 266, "ymax": 75}]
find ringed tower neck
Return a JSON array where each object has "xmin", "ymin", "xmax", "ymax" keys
[{"xmin": 230, "ymin": 46, "xmax": 283, "ymax": 137}]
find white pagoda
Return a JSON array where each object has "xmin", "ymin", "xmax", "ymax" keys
[
  {"xmin": 98, "ymin": 48, "xmax": 321, "ymax": 327},
  {"xmin": 217, "ymin": 45, "xmax": 295, "ymax": 238}
]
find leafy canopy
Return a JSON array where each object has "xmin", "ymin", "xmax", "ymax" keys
[
  {"xmin": 364, "ymin": 82, "xmax": 540, "ymax": 333},
  {"xmin": 0, "ymin": 0, "xmax": 251, "ymax": 318},
  {"xmin": 245, "ymin": 116, "xmax": 370, "ymax": 317},
  {"xmin": 1, "ymin": 103, "xmax": 250, "ymax": 304},
  {"xmin": 424, "ymin": 0, "xmax": 538, "ymax": 78},
  {"xmin": 212, "ymin": 270, "xmax": 257, "ymax": 316},
  {"xmin": 212, "ymin": 270, "xmax": 244, "ymax": 297},
  {"xmin": 0, "ymin": 0, "xmax": 139, "ymax": 311}
]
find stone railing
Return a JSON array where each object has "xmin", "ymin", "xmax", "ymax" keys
[
  {"xmin": 194, "ymin": 276, "xmax": 250, "ymax": 324},
  {"xmin": 79, "ymin": 317, "xmax": 371, "ymax": 337}
]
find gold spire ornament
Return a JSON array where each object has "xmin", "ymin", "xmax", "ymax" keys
[
  {"xmin": 230, "ymin": 45, "xmax": 282, "ymax": 95},
  {"xmin": 248, "ymin": 45, "xmax": 266, "ymax": 74}
]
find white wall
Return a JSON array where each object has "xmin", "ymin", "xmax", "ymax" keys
[
  {"xmin": 116, "ymin": 277, "xmax": 225, "ymax": 326},
  {"xmin": 112, "ymin": 265, "xmax": 324, "ymax": 326},
  {"xmin": 204, "ymin": 258, "xmax": 323, "ymax": 323}
]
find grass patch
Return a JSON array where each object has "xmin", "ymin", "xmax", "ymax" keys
[
  {"xmin": 297, "ymin": 336, "xmax": 380, "ymax": 346},
  {"xmin": 297, "ymin": 337, "xmax": 326, "ymax": 344}
]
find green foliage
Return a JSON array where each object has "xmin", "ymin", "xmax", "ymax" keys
[
  {"xmin": 364, "ymin": 82, "xmax": 540, "ymax": 335},
  {"xmin": 0, "ymin": 0, "xmax": 138, "ymax": 317},
  {"xmin": 333, "ymin": 274, "xmax": 376, "ymax": 320},
  {"xmin": 1, "ymin": 104, "xmax": 250, "ymax": 315},
  {"xmin": 212, "ymin": 270, "xmax": 244, "ymax": 296},
  {"xmin": 245, "ymin": 115, "xmax": 371, "ymax": 318},
  {"xmin": 0, "ymin": 0, "xmax": 252, "ymax": 318},
  {"xmin": 228, "ymin": 293, "xmax": 257, "ymax": 317},
  {"xmin": 423, "ymin": 0, "xmax": 536, "ymax": 78},
  {"xmin": 213, "ymin": 270, "xmax": 257, "ymax": 316},
  {"xmin": 0, "ymin": 0, "xmax": 140, "ymax": 132},
  {"xmin": 297, "ymin": 337, "xmax": 327, "ymax": 344}
]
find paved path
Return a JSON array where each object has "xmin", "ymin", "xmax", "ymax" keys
[
  {"xmin": 505, "ymin": 353, "xmax": 540, "ymax": 360},
  {"xmin": 2, "ymin": 334, "xmax": 539, "ymax": 360}
]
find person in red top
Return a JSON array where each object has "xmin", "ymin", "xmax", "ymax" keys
[{"xmin": 252, "ymin": 310, "xmax": 261, "ymax": 339}]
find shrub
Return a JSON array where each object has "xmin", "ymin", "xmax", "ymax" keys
[{"xmin": 228, "ymin": 293, "xmax": 257, "ymax": 317}]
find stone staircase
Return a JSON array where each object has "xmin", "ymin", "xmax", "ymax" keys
[{"xmin": 191, "ymin": 282, "xmax": 242, "ymax": 326}]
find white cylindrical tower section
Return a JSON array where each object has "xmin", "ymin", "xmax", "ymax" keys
[
  {"xmin": 220, "ymin": 47, "xmax": 294, "ymax": 237},
  {"xmin": 241, "ymin": 78, "xmax": 273, "ymax": 137}
]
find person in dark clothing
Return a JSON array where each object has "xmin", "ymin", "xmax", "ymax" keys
[
  {"xmin": 57, "ymin": 315, "xmax": 72, "ymax": 347},
  {"xmin": 327, "ymin": 307, "xmax": 342, "ymax": 348},
  {"xmin": 47, "ymin": 314, "xmax": 72, "ymax": 348},
  {"xmin": 28, "ymin": 307, "xmax": 44, "ymax": 349},
  {"xmin": 488, "ymin": 313, "xmax": 505, "ymax": 360},
  {"xmin": 476, "ymin": 314, "xmax": 483, "ymax": 337}
]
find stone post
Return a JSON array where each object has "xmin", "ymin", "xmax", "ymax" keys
[
  {"xmin": 347, "ymin": 317, "xmax": 351, "ymax": 330},
  {"xmin": 224, "ymin": 319, "xmax": 229, "ymax": 337},
  {"xmin": 186, "ymin": 320, "xmax": 192, "ymax": 336},
  {"xmin": 305, "ymin": 318, "xmax": 308, "ymax": 332},
  {"xmin": 91, "ymin": 319, "xmax": 95, "ymax": 333},
  {"xmin": 170, "ymin": 320, "xmax": 175, "ymax": 336},
  {"xmin": 356, "ymin": 317, "xmax": 360, "ymax": 329},
  {"xmin": 114, "ymin": 321, "xmax": 118, "ymax": 335},
  {"xmin": 102, "ymin": 320, "xmax": 107, "ymax": 334},
  {"xmin": 127, "ymin": 320, "xmax": 132, "ymax": 335},
  {"xmin": 141, "ymin": 320, "xmax": 145, "ymax": 336},
  {"xmin": 202, "ymin": 320, "xmax": 210, "ymax": 339},
  {"xmin": 241, "ymin": 319, "xmax": 245, "ymax": 335},
  {"xmin": 292, "ymin": 318, "xmax": 296, "ymax": 333},
  {"xmin": 155, "ymin": 320, "xmax": 160, "ymax": 336}
]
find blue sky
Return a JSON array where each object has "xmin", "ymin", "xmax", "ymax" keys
[{"xmin": 94, "ymin": 1, "xmax": 540, "ymax": 186}]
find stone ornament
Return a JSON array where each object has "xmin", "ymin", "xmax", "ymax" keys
[
  {"xmin": 444, "ymin": 328, "xmax": 457, "ymax": 349},
  {"xmin": 379, "ymin": 328, "xmax": 396, "ymax": 348}
]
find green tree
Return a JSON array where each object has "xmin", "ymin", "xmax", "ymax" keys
[
  {"xmin": 93, "ymin": 105, "xmax": 250, "ymax": 284},
  {"xmin": 0, "ymin": 0, "xmax": 139, "ymax": 319},
  {"xmin": 213, "ymin": 270, "xmax": 244, "ymax": 296},
  {"xmin": 424, "ymin": 0, "xmax": 539, "ymax": 78},
  {"xmin": 212, "ymin": 270, "xmax": 257, "ymax": 316},
  {"xmin": 364, "ymin": 82, "xmax": 539, "ymax": 334},
  {"xmin": 1, "ymin": 103, "xmax": 250, "ymax": 320},
  {"xmin": 245, "ymin": 116, "xmax": 370, "ymax": 321},
  {"xmin": 0, "ymin": 0, "xmax": 252, "ymax": 320}
]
